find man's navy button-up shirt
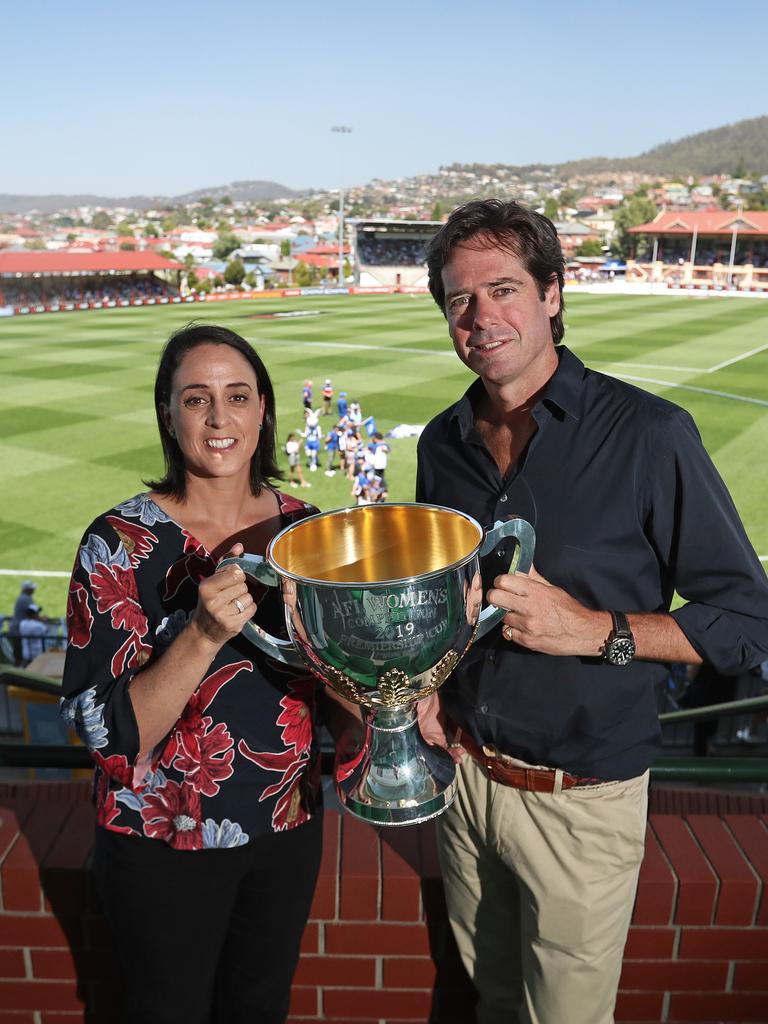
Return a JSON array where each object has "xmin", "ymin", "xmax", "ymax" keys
[{"xmin": 415, "ymin": 345, "xmax": 768, "ymax": 780}]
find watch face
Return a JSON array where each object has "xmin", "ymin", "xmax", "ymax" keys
[{"xmin": 608, "ymin": 637, "xmax": 635, "ymax": 666}]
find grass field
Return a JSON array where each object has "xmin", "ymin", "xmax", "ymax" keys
[{"xmin": 2, "ymin": 291, "xmax": 768, "ymax": 619}]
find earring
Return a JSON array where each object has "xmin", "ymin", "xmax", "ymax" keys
[
  {"xmin": 258, "ymin": 422, "xmax": 263, "ymax": 429},
  {"xmin": 169, "ymin": 428, "xmax": 176, "ymax": 438}
]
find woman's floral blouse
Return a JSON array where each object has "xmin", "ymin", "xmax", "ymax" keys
[{"xmin": 61, "ymin": 491, "xmax": 322, "ymax": 850}]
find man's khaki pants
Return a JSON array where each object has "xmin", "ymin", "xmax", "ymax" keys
[{"xmin": 437, "ymin": 756, "xmax": 649, "ymax": 1024}]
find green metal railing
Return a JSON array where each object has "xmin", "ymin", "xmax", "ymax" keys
[{"xmin": 2, "ymin": 669, "xmax": 767, "ymax": 780}]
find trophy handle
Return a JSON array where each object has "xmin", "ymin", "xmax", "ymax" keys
[
  {"xmin": 217, "ymin": 554, "xmax": 304, "ymax": 668},
  {"xmin": 474, "ymin": 516, "xmax": 536, "ymax": 641}
]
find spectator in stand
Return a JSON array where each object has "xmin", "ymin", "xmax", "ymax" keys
[
  {"xmin": 322, "ymin": 380, "xmax": 334, "ymax": 415},
  {"xmin": 337, "ymin": 391, "xmax": 348, "ymax": 421},
  {"xmin": 9, "ymin": 580, "xmax": 38, "ymax": 665},
  {"xmin": 19, "ymin": 604, "xmax": 48, "ymax": 667},
  {"xmin": 285, "ymin": 433, "xmax": 310, "ymax": 489},
  {"xmin": 302, "ymin": 380, "xmax": 313, "ymax": 410}
]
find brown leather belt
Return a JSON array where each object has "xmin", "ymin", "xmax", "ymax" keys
[{"xmin": 457, "ymin": 729, "xmax": 602, "ymax": 792}]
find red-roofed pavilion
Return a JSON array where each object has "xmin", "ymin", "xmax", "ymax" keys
[
  {"xmin": 626, "ymin": 211, "xmax": 768, "ymax": 290},
  {"xmin": 0, "ymin": 251, "xmax": 184, "ymax": 311}
]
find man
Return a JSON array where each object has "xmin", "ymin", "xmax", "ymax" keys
[
  {"xmin": 416, "ymin": 199, "xmax": 768, "ymax": 1024},
  {"xmin": 19, "ymin": 604, "xmax": 48, "ymax": 666},
  {"xmin": 322, "ymin": 378, "xmax": 334, "ymax": 415},
  {"xmin": 9, "ymin": 580, "xmax": 37, "ymax": 665}
]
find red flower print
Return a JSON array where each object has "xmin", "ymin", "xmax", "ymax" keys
[
  {"xmin": 278, "ymin": 493, "xmax": 316, "ymax": 519},
  {"xmin": 174, "ymin": 722, "xmax": 235, "ymax": 797},
  {"xmin": 106, "ymin": 516, "xmax": 158, "ymax": 568},
  {"xmin": 93, "ymin": 751, "xmax": 134, "ymax": 786},
  {"xmin": 90, "ymin": 562, "xmax": 148, "ymax": 637},
  {"xmin": 66, "ymin": 581, "xmax": 93, "ymax": 650},
  {"xmin": 111, "ymin": 630, "xmax": 152, "ymax": 679},
  {"xmin": 141, "ymin": 779, "xmax": 203, "ymax": 850},
  {"xmin": 161, "ymin": 660, "xmax": 252, "ymax": 768},
  {"xmin": 97, "ymin": 790, "xmax": 134, "ymax": 834},
  {"xmin": 164, "ymin": 545, "xmax": 215, "ymax": 602},
  {"xmin": 276, "ymin": 689, "xmax": 313, "ymax": 754},
  {"xmin": 272, "ymin": 775, "xmax": 311, "ymax": 831}
]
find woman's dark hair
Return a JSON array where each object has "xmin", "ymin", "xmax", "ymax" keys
[
  {"xmin": 144, "ymin": 322, "xmax": 283, "ymax": 499},
  {"xmin": 425, "ymin": 199, "xmax": 566, "ymax": 343}
]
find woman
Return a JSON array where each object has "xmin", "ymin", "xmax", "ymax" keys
[{"xmin": 61, "ymin": 323, "xmax": 349, "ymax": 1024}]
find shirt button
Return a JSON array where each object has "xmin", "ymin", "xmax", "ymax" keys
[
  {"xmin": 499, "ymin": 494, "xmax": 508, "ymax": 503},
  {"xmin": 480, "ymin": 704, "xmax": 489, "ymax": 714}
]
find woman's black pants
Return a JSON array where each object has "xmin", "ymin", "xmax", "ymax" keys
[{"xmin": 92, "ymin": 815, "xmax": 322, "ymax": 1024}]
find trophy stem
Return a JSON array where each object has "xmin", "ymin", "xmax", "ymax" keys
[{"xmin": 334, "ymin": 705, "xmax": 458, "ymax": 826}]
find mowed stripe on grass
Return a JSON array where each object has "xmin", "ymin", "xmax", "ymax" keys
[{"xmin": 1, "ymin": 292, "xmax": 767, "ymax": 616}]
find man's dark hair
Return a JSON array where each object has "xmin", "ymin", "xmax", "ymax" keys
[
  {"xmin": 425, "ymin": 199, "xmax": 565, "ymax": 343},
  {"xmin": 145, "ymin": 322, "xmax": 282, "ymax": 499}
]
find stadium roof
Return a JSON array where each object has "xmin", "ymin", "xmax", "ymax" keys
[
  {"xmin": 629, "ymin": 211, "xmax": 768, "ymax": 236},
  {"xmin": 0, "ymin": 251, "xmax": 183, "ymax": 275},
  {"xmin": 351, "ymin": 219, "xmax": 443, "ymax": 229}
]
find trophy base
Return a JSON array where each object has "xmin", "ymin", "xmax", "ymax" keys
[{"xmin": 335, "ymin": 707, "xmax": 458, "ymax": 826}]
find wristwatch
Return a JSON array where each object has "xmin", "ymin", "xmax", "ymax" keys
[{"xmin": 604, "ymin": 611, "xmax": 636, "ymax": 666}]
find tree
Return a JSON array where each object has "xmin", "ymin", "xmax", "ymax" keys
[
  {"xmin": 119, "ymin": 241, "xmax": 136, "ymax": 251},
  {"xmin": 224, "ymin": 258, "xmax": 245, "ymax": 287},
  {"xmin": 213, "ymin": 232, "xmax": 242, "ymax": 261},
  {"xmin": 244, "ymin": 271, "xmax": 257, "ymax": 288},
  {"xmin": 543, "ymin": 197, "xmax": 559, "ymax": 221},
  {"xmin": 293, "ymin": 261, "xmax": 316, "ymax": 287},
  {"xmin": 144, "ymin": 223, "xmax": 159, "ymax": 238},
  {"xmin": 431, "ymin": 200, "xmax": 444, "ymax": 221},
  {"xmin": 116, "ymin": 221, "xmax": 133, "ymax": 237},
  {"xmin": 612, "ymin": 195, "xmax": 658, "ymax": 259},
  {"xmin": 574, "ymin": 238, "xmax": 604, "ymax": 257},
  {"xmin": 559, "ymin": 188, "xmax": 579, "ymax": 210},
  {"xmin": 24, "ymin": 238, "xmax": 46, "ymax": 250},
  {"xmin": 280, "ymin": 238, "xmax": 291, "ymax": 258},
  {"xmin": 91, "ymin": 211, "xmax": 112, "ymax": 230}
]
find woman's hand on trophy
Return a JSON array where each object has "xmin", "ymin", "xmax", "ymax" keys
[
  {"xmin": 190, "ymin": 543, "xmax": 255, "ymax": 648},
  {"xmin": 488, "ymin": 564, "xmax": 608, "ymax": 657},
  {"xmin": 417, "ymin": 693, "xmax": 465, "ymax": 764}
]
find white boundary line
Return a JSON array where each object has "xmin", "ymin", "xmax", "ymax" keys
[
  {"xmin": 0, "ymin": 569, "xmax": 71, "ymax": 578},
  {"xmin": 609, "ymin": 372, "xmax": 768, "ymax": 408},
  {"xmin": 707, "ymin": 341, "xmax": 768, "ymax": 372}
]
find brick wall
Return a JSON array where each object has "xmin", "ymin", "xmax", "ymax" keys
[{"xmin": 1, "ymin": 782, "xmax": 767, "ymax": 1023}]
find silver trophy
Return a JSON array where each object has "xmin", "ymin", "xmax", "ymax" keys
[{"xmin": 221, "ymin": 503, "xmax": 534, "ymax": 826}]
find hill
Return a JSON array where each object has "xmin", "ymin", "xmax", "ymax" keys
[
  {"xmin": 557, "ymin": 115, "xmax": 768, "ymax": 179},
  {"xmin": 0, "ymin": 180, "xmax": 302, "ymax": 215}
]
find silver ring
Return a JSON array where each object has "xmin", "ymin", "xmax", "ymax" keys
[{"xmin": 232, "ymin": 598, "xmax": 245, "ymax": 614}]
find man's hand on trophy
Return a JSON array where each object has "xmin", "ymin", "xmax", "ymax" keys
[
  {"xmin": 417, "ymin": 693, "xmax": 465, "ymax": 764},
  {"xmin": 488, "ymin": 564, "xmax": 609, "ymax": 657}
]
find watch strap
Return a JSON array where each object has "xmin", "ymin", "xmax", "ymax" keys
[{"xmin": 610, "ymin": 610, "xmax": 631, "ymax": 637}]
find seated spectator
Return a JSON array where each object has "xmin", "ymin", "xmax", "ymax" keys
[{"xmin": 19, "ymin": 605, "xmax": 48, "ymax": 667}]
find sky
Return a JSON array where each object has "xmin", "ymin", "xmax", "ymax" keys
[{"xmin": 3, "ymin": 0, "xmax": 766, "ymax": 198}]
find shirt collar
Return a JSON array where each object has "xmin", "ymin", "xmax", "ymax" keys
[{"xmin": 449, "ymin": 344, "xmax": 584, "ymax": 437}]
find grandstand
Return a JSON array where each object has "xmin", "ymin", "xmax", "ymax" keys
[
  {"xmin": 351, "ymin": 219, "xmax": 441, "ymax": 288},
  {"xmin": 627, "ymin": 211, "xmax": 768, "ymax": 291},
  {"xmin": 0, "ymin": 251, "xmax": 183, "ymax": 314}
]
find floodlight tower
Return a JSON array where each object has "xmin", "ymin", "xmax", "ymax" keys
[{"xmin": 331, "ymin": 125, "xmax": 353, "ymax": 283}]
